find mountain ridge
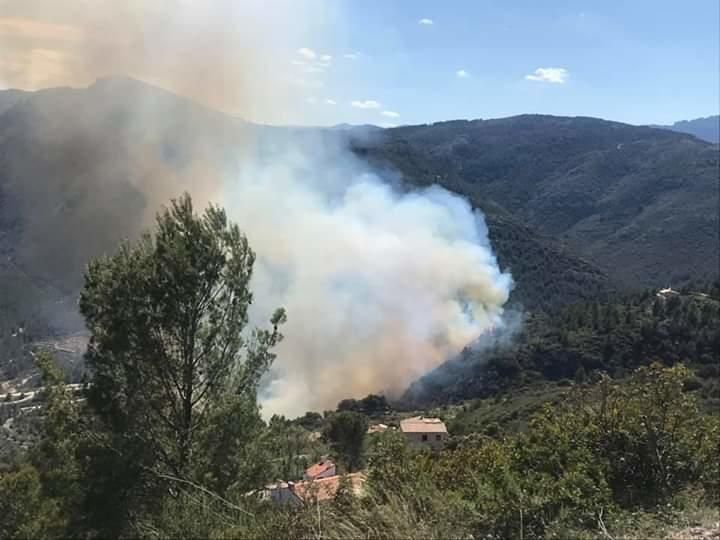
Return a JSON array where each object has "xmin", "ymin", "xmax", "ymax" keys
[{"xmin": 0, "ymin": 78, "xmax": 716, "ymax": 352}]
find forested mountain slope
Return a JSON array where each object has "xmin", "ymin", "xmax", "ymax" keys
[
  {"xmin": 405, "ymin": 282, "xmax": 720, "ymax": 407},
  {"xmin": 354, "ymin": 116, "xmax": 719, "ymax": 289}
]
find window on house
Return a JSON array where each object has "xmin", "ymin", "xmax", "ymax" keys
[
  {"xmin": 436, "ymin": 434, "xmax": 442, "ymax": 441},
  {"xmin": 421, "ymin": 434, "xmax": 428, "ymax": 441}
]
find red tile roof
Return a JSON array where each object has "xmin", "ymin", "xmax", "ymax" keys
[
  {"xmin": 291, "ymin": 473, "xmax": 366, "ymax": 502},
  {"xmin": 304, "ymin": 460, "xmax": 335, "ymax": 479}
]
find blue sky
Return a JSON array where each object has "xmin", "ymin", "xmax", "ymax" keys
[
  {"xmin": 1, "ymin": 1, "xmax": 717, "ymax": 127},
  {"xmin": 290, "ymin": 0, "xmax": 720, "ymax": 126}
]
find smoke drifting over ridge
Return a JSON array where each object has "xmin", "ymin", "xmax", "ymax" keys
[
  {"xmin": 1, "ymin": 1, "xmax": 514, "ymax": 415},
  {"xmin": 0, "ymin": 0, "xmax": 334, "ymax": 123}
]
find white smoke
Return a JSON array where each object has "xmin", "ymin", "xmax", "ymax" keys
[
  {"xmin": 2, "ymin": 0, "xmax": 514, "ymax": 416},
  {"xmin": 224, "ymin": 130, "xmax": 513, "ymax": 416}
]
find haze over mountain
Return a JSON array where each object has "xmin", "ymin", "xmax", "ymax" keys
[{"xmin": 652, "ymin": 115, "xmax": 720, "ymax": 143}]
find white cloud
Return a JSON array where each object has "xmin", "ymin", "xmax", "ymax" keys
[
  {"xmin": 381, "ymin": 110, "xmax": 400, "ymax": 118},
  {"xmin": 418, "ymin": 18, "xmax": 434, "ymax": 25},
  {"xmin": 305, "ymin": 96, "xmax": 317, "ymax": 105},
  {"xmin": 291, "ymin": 60, "xmax": 306, "ymax": 66},
  {"xmin": 343, "ymin": 52, "xmax": 359, "ymax": 60},
  {"xmin": 525, "ymin": 67, "xmax": 569, "ymax": 84},
  {"xmin": 351, "ymin": 100, "xmax": 381, "ymax": 109},
  {"xmin": 456, "ymin": 69, "xmax": 470, "ymax": 78},
  {"xmin": 320, "ymin": 54, "xmax": 332, "ymax": 62},
  {"xmin": 304, "ymin": 65, "xmax": 325, "ymax": 73},
  {"xmin": 379, "ymin": 122, "xmax": 398, "ymax": 128},
  {"xmin": 325, "ymin": 99, "xmax": 336, "ymax": 105},
  {"xmin": 297, "ymin": 47, "xmax": 317, "ymax": 60}
]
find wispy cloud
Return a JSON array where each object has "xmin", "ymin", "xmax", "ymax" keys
[
  {"xmin": 456, "ymin": 69, "xmax": 470, "ymax": 78},
  {"xmin": 294, "ymin": 48, "xmax": 332, "ymax": 74},
  {"xmin": 525, "ymin": 67, "xmax": 569, "ymax": 84},
  {"xmin": 343, "ymin": 52, "xmax": 359, "ymax": 60},
  {"xmin": 351, "ymin": 100, "xmax": 381, "ymax": 109},
  {"xmin": 297, "ymin": 47, "xmax": 317, "ymax": 60},
  {"xmin": 418, "ymin": 18, "xmax": 434, "ymax": 25},
  {"xmin": 305, "ymin": 96, "xmax": 317, "ymax": 105},
  {"xmin": 381, "ymin": 110, "xmax": 400, "ymax": 118},
  {"xmin": 325, "ymin": 99, "xmax": 336, "ymax": 105}
]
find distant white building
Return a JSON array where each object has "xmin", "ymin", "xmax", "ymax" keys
[
  {"xmin": 367, "ymin": 423, "xmax": 389, "ymax": 434},
  {"xmin": 400, "ymin": 416, "xmax": 448, "ymax": 450},
  {"xmin": 657, "ymin": 287, "xmax": 679, "ymax": 298}
]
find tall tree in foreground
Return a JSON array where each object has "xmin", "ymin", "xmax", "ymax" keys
[
  {"xmin": 78, "ymin": 194, "xmax": 285, "ymax": 535},
  {"xmin": 325, "ymin": 411, "xmax": 368, "ymax": 472}
]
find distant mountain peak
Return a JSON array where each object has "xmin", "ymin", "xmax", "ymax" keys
[{"xmin": 651, "ymin": 115, "xmax": 719, "ymax": 143}]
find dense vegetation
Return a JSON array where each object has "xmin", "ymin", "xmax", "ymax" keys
[
  {"xmin": 407, "ymin": 283, "xmax": 720, "ymax": 408},
  {"xmin": 0, "ymin": 196, "xmax": 717, "ymax": 539}
]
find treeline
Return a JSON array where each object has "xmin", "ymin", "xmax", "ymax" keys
[{"xmin": 408, "ymin": 284, "xmax": 720, "ymax": 407}]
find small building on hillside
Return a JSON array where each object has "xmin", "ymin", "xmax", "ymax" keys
[
  {"xmin": 258, "ymin": 473, "xmax": 366, "ymax": 506},
  {"xmin": 367, "ymin": 423, "xmax": 389, "ymax": 434},
  {"xmin": 304, "ymin": 459, "xmax": 336, "ymax": 481},
  {"xmin": 400, "ymin": 416, "xmax": 448, "ymax": 450},
  {"xmin": 292, "ymin": 473, "xmax": 366, "ymax": 504},
  {"xmin": 657, "ymin": 287, "xmax": 679, "ymax": 298}
]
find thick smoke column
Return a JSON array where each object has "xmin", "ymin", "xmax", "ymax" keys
[
  {"xmin": 1, "ymin": 0, "xmax": 514, "ymax": 415},
  {"xmin": 225, "ymin": 131, "xmax": 513, "ymax": 415}
]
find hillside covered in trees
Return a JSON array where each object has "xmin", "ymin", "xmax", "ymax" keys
[
  {"xmin": 0, "ymin": 197, "xmax": 717, "ymax": 539},
  {"xmin": 354, "ymin": 116, "xmax": 719, "ymax": 290},
  {"xmin": 406, "ymin": 283, "xmax": 720, "ymax": 408}
]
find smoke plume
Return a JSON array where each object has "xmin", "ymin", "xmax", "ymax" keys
[
  {"xmin": 1, "ymin": 1, "xmax": 514, "ymax": 415},
  {"xmin": 225, "ymin": 130, "xmax": 513, "ymax": 415}
]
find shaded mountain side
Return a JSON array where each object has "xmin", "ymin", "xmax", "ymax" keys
[
  {"xmin": 404, "ymin": 282, "xmax": 720, "ymax": 407},
  {"xmin": 353, "ymin": 116, "xmax": 719, "ymax": 289},
  {"xmin": 0, "ymin": 78, "xmax": 250, "ymax": 340},
  {"xmin": 0, "ymin": 89, "xmax": 27, "ymax": 116},
  {"xmin": 652, "ymin": 115, "xmax": 720, "ymax": 144}
]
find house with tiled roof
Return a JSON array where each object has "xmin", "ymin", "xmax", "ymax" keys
[
  {"xmin": 400, "ymin": 416, "xmax": 448, "ymax": 450},
  {"xmin": 303, "ymin": 459, "xmax": 336, "ymax": 481},
  {"xmin": 291, "ymin": 473, "xmax": 366, "ymax": 503},
  {"xmin": 258, "ymin": 473, "xmax": 366, "ymax": 506}
]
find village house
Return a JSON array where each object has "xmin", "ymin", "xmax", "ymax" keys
[
  {"xmin": 258, "ymin": 473, "xmax": 366, "ymax": 506},
  {"xmin": 256, "ymin": 459, "xmax": 366, "ymax": 506},
  {"xmin": 303, "ymin": 459, "xmax": 336, "ymax": 481},
  {"xmin": 291, "ymin": 472, "xmax": 366, "ymax": 503},
  {"xmin": 400, "ymin": 416, "xmax": 448, "ymax": 450}
]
